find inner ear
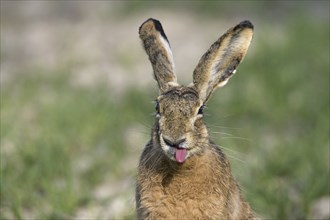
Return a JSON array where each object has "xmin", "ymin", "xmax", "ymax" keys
[
  {"xmin": 192, "ymin": 20, "xmax": 254, "ymax": 102},
  {"xmin": 155, "ymin": 100, "xmax": 160, "ymax": 114},
  {"xmin": 197, "ymin": 105, "xmax": 205, "ymax": 115},
  {"xmin": 139, "ymin": 18, "xmax": 178, "ymax": 93}
]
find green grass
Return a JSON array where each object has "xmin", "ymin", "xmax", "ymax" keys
[
  {"xmin": 206, "ymin": 16, "xmax": 329, "ymax": 219},
  {"xmin": 0, "ymin": 71, "xmax": 151, "ymax": 219},
  {"xmin": 1, "ymin": 4, "xmax": 329, "ymax": 220}
]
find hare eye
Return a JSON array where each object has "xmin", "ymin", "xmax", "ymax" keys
[
  {"xmin": 197, "ymin": 105, "xmax": 205, "ymax": 115},
  {"xmin": 155, "ymin": 101, "xmax": 160, "ymax": 114}
]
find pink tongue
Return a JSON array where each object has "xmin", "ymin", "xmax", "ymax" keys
[{"xmin": 175, "ymin": 148, "xmax": 187, "ymax": 163}]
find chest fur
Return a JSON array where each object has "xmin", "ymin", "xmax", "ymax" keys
[{"xmin": 136, "ymin": 149, "xmax": 234, "ymax": 219}]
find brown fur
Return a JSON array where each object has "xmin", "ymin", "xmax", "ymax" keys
[{"xmin": 136, "ymin": 18, "xmax": 258, "ymax": 219}]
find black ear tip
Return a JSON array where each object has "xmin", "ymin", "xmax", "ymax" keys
[
  {"xmin": 140, "ymin": 18, "xmax": 161, "ymax": 29},
  {"xmin": 143, "ymin": 18, "xmax": 160, "ymax": 25},
  {"xmin": 233, "ymin": 20, "xmax": 253, "ymax": 32},
  {"xmin": 149, "ymin": 18, "xmax": 160, "ymax": 23},
  {"xmin": 151, "ymin": 19, "xmax": 165, "ymax": 33},
  {"xmin": 140, "ymin": 18, "xmax": 157, "ymax": 32},
  {"xmin": 238, "ymin": 20, "xmax": 254, "ymax": 30},
  {"xmin": 139, "ymin": 18, "xmax": 169, "ymax": 43}
]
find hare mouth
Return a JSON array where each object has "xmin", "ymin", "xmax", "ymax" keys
[
  {"xmin": 174, "ymin": 147, "xmax": 187, "ymax": 163},
  {"xmin": 159, "ymin": 135, "xmax": 190, "ymax": 163},
  {"xmin": 163, "ymin": 145, "xmax": 188, "ymax": 164},
  {"xmin": 162, "ymin": 143, "xmax": 189, "ymax": 164}
]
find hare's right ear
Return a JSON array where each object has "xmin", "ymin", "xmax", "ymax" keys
[
  {"xmin": 139, "ymin": 18, "xmax": 178, "ymax": 93},
  {"xmin": 193, "ymin": 20, "xmax": 254, "ymax": 102}
]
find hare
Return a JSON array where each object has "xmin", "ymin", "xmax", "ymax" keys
[{"xmin": 136, "ymin": 18, "xmax": 257, "ymax": 219}]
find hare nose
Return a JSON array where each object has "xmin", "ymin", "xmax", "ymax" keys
[{"xmin": 163, "ymin": 137, "xmax": 186, "ymax": 148}]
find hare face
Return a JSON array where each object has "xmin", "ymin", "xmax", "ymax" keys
[
  {"xmin": 155, "ymin": 86, "xmax": 207, "ymax": 163},
  {"xmin": 139, "ymin": 18, "xmax": 253, "ymax": 164}
]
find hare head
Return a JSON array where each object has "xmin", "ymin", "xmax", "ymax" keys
[{"xmin": 139, "ymin": 18, "xmax": 253, "ymax": 164}]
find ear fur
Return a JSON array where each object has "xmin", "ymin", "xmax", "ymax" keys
[
  {"xmin": 193, "ymin": 20, "xmax": 254, "ymax": 102},
  {"xmin": 139, "ymin": 18, "xmax": 178, "ymax": 93}
]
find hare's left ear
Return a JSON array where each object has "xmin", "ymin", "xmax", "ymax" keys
[
  {"xmin": 139, "ymin": 18, "xmax": 178, "ymax": 93},
  {"xmin": 193, "ymin": 20, "xmax": 254, "ymax": 102}
]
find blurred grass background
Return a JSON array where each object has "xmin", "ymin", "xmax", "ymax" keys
[{"xmin": 1, "ymin": 1, "xmax": 329, "ymax": 219}]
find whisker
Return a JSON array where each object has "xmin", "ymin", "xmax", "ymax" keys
[
  {"xmin": 219, "ymin": 145, "xmax": 243, "ymax": 156},
  {"xmin": 207, "ymin": 124, "xmax": 243, "ymax": 130},
  {"xmin": 210, "ymin": 131, "xmax": 234, "ymax": 136},
  {"xmin": 220, "ymin": 136, "xmax": 252, "ymax": 142},
  {"xmin": 226, "ymin": 154, "xmax": 246, "ymax": 164}
]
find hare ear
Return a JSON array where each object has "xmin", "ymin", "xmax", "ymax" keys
[
  {"xmin": 139, "ymin": 18, "xmax": 178, "ymax": 93},
  {"xmin": 193, "ymin": 20, "xmax": 254, "ymax": 102}
]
